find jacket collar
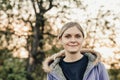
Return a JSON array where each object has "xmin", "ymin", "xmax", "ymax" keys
[{"xmin": 42, "ymin": 49, "xmax": 101, "ymax": 73}]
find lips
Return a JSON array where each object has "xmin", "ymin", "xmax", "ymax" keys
[
  {"xmin": 67, "ymin": 43, "xmax": 79, "ymax": 46},
  {"xmin": 67, "ymin": 44, "xmax": 78, "ymax": 47}
]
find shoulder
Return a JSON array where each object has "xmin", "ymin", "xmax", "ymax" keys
[
  {"xmin": 97, "ymin": 62, "xmax": 106, "ymax": 69},
  {"xmin": 95, "ymin": 63, "xmax": 109, "ymax": 79},
  {"xmin": 95, "ymin": 62, "xmax": 107, "ymax": 74},
  {"xmin": 42, "ymin": 50, "xmax": 64, "ymax": 73}
]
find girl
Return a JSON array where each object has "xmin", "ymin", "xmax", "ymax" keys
[{"xmin": 43, "ymin": 22, "xmax": 109, "ymax": 80}]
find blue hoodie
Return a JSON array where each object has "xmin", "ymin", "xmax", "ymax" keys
[{"xmin": 43, "ymin": 49, "xmax": 109, "ymax": 80}]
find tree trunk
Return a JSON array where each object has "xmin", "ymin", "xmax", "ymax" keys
[{"xmin": 26, "ymin": 0, "xmax": 54, "ymax": 79}]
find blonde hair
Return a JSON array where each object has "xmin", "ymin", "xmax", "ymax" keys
[{"xmin": 58, "ymin": 22, "xmax": 84, "ymax": 39}]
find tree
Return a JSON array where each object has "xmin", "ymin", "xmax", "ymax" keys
[
  {"xmin": 0, "ymin": 0, "xmax": 85, "ymax": 79},
  {"xmin": 1, "ymin": 0, "xmax": 120, "ymax": 80}
]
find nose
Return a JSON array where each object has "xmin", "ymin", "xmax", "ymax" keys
[{"xmin": 70, "ymin": 37, "xmax": 76, "ymax": 42}]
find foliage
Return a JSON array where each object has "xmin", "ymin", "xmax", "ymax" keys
[
  {"xmin": 108, "ymin": 63, "xmax": 120, "ymax": 80},
  {"xmin": 108, "ymin": 69, "xmax": 120, "ymax": 80},
  {"xmin": 0, "ymin": 48, "xmax": 27, "ymax": 80}
]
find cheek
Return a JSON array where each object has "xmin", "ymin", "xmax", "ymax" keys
[
  {"xmin": 61, "ymin": 40, "xmax": 68, "ymax": 46},
  {"xmin": 60, "ymin": 40, "xmax": 70, "ymax": 49},
  {"xmin": 62, "ymin": 44, "xmax": 69, "ymax": 50},
  {"xmin": 60, "ymin": 38, "xmax": 68, "ymax": 44},
  {"xmin": 60, "ymin": 37, "xmax": 84, "ymax": 46},
  {"xmin": 79, "ymin": 39, "xmax": 83, "ymax": 44}
]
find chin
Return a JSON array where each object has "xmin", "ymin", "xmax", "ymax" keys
[
  {"xmin": 67, "ymin": 50, "xmax": 79, "ymax": 54},
  {"xmin": 65, "ymin": 47, "xmax": 81, "ymax": 53}
]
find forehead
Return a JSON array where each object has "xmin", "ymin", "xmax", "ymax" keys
[{"xmin": 63, "ymin": 26, "xmax": 82, "ymax": 34}]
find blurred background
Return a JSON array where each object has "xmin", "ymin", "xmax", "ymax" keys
[{"xmin": 0, "ymin": 0, "xmax": 120, "ymax": 80}]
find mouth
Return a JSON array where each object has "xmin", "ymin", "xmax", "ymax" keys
[{"xmin": 67, "ymin": 45, "xmax": 78, "ymax": 47}]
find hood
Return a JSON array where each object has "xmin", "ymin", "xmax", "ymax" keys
[{"xmin": 42, "ymin": 49, "xmax": 101, "ymax": 73}]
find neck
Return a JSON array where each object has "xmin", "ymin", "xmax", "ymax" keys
[{"xmin": 64, "ymin": 51, "xmax": 83, "ymax": 62}]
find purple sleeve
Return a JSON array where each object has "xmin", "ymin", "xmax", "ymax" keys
[
  {"xmin": 47, "ymin": 73, "xmax": 53, "ymax": 80},
  {"xmin": 99, "ymin": 63, "xmax": 110, "ymax": 80},
  {"xmin": 47, "ymin": 73, "xmax": 58, "ymax": 80}
]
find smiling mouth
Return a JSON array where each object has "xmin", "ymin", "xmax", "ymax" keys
[{"xmin": 68, "ymin": 45, "xmax": 78, "ymax": 46}]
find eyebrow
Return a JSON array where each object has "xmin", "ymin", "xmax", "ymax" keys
[{"xmin": 63, "ymin": 33, "xmax": 82, "ymax": 35}]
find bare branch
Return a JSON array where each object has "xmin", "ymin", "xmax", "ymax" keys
[
  {"xmin": 31, "ymin": 0, "xmax": 37, "ymax": 14},
  {"xmin": 44, "ymin": 32, "xmax": 57, "ymax": 37},
  {"xmin": 47, "ymin": 0, "xmax": 54, "ymax": 11},
  {"xmin": 21, "ymin": 17, "xmax": 34, "ymax": 31},
  {"xmin": 36, "ymin": 0, "xmax": 41, "ymax": 12},
  {"xmin": 38, "ymin": 0, "xmax": 54, "ymax": 13}
]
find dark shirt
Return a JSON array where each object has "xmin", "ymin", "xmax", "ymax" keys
[{"xmin": 59, "ymin": 55, "xmax": 88, "ymax": 80}]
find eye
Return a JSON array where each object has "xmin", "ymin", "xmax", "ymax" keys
[
  {"xmin": 75, "ymin": 34, "xmax": 81, "ymax": 38},
  {"xmin": 64, "ymin": 34, "xmax": 71, "ymax": 38}
]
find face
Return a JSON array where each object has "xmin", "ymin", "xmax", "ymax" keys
[{"xmin": 60, "ymin": 26, "xmax": 84, "ymax": 53}]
